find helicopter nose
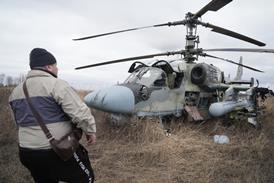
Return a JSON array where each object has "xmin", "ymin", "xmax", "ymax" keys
[{"xmin": 84, "ymin": 85, "xmax": 135, "ymax": 113}]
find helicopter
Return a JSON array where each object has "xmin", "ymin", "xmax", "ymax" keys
[{"xmin": 74, "ymin": 0, "xmax": 274, "ymax": 128}]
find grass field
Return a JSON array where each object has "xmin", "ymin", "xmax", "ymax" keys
[{"xmin": 1, "ymin": 87, "xmax": 274, "ymax": 183}]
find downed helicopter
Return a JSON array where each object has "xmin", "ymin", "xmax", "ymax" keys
[{"xmin": 74, "ymin": 0, "xmax": 274, "ymax": 128}]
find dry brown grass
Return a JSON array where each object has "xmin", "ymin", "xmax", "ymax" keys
[
  {"xmin": 89, "ymin": 111, "xmax": 274, "ymax": 183},
  {"xmin": 1, "ymin": 87, "xmax": 274, "ymax": 183},
  {"xmin": 77, "ymin": 90, "xmax": 91, "ymax": 100},
  {"xmin": 0, "ymin": 87, "xmax": 33, "ymax": 183}
]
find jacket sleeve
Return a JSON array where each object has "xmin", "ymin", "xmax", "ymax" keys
[{"xmin": 52, "ymin": 79, "xmax": 96, "ymax": 135}]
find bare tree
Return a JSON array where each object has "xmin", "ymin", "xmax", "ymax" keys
[
  {"xmin": 5, "ymin": 76, "xmax": 13, "ymax": 86},
  {"xmin": 0, "ymin": 74, "xmax": 5, "ymax": 86}
]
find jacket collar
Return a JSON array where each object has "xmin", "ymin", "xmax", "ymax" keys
[{"xmin": 26, "ymin": 69, "xmax": 57, "ymax": 79}]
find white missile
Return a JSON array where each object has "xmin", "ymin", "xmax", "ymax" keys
[{"xmin": 209, "ymin": 100, "xmax": 248, "ymax": 117}]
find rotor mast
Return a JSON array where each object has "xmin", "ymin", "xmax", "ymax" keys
[{"xmin": 184, "ymin": 12, "xmax": 199, "ymax": 63}]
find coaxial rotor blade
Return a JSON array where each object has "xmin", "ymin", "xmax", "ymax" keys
[
  {"xmin": 203, "ymin": 48, "xmax": 274, "ymax": 53},
  {"xmin": 193, "ymin": 0, "xmax": 233, "ymax": 19},
  {"xmin": 75, "ymin": 50, "xmax": 185, "ymax": 70},
  {"xmin": 199, "ymin": 22, "xmax": 265, "ymax": 46},
  {"xmin": 201, "ymin": 53, "xmax": 264, "ymax": 72},
  {"xmin": 73, "ymin": 21, "xmax": 186, "ymax": 41}
]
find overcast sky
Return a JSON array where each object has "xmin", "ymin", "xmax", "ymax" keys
[{"xmin": 1, "ymin": 0, "xmax": 274, "ymax": 89}]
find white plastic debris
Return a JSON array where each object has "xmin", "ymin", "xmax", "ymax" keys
[
  {"xmin": 248, "ymin": 117, "xmax": 257, "ymax": 126},
  {"xmin": 213, "ymin": 135, "xmax": 230, "ymax": 144}
]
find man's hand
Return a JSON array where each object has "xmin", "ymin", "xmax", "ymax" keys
[{"xmin": 86, "ymin": 133, "xmax": 96, "ymax": 146}]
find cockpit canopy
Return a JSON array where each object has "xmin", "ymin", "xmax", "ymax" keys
[
  {"xmin": 124, "ymin": 67, "xmax": 167, "ymax": 87},
  {"xmin": 125, "ymin": 60, "xmax": 184, "ymax": 88}
]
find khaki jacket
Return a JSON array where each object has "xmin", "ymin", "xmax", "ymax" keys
[{"xmin": 9, "ymin": 70, "xmax": 96, "ymax": 149}]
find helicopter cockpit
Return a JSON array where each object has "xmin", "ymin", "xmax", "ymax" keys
[
  {"xmin": 124, "ymin": 67, "xmax": 168, "ymax": 88},
  {"xmin": 125, "ymin": 60, "xmax": 184, "ymax": 89}
]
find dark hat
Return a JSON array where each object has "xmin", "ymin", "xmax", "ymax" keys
[{"xmin": 29, "ymin": 48, "xmax": 56, "ymax": 69}]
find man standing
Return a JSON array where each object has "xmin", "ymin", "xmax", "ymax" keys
[{"xmin": 9, "ymin": 48, "xmax": 96, "ymax": 183}]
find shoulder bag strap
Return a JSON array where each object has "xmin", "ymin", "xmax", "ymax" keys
[{"xmin": 23, "ymin": 81, "xmax": 54, "ymax": 141}]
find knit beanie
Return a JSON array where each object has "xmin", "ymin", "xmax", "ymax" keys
[{"xmin": 29, "ymin": 48, "xmax": 56, "ymax": 69}]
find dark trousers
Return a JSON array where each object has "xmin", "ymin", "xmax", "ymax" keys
[{"xmin": 19, "ymin": 144, "xmax": 94, "ymax": 183}]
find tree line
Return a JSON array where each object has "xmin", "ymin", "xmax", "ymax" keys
[{"xmin": 0, "ymin": 73, "xmax": 26, "ymax": 87}]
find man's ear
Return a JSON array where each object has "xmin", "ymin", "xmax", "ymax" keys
[{"xmin": 44, "ymin": 65, "xmax": 52, "ymax": 70}]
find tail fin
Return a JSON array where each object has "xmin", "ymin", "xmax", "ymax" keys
[{"xmin": 234, "ymin": 56, "xmax": 243, "ymax": 81}]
